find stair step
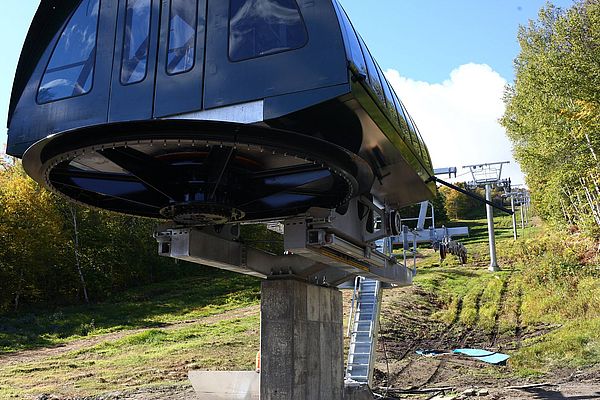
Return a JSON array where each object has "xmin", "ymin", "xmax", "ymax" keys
[{"xmin": 346, "ymin": 278, "xmax": 381, "ymax": 384}]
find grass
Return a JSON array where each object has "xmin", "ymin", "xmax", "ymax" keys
[
  {"xmin": 512, "ymin": 318, "xmax": 600, "ymax": 374},
  {"xmin": 413, "ymin": 216, "xmax": 600, "ymax": 377},
  {"xmin": 0, "ymin": 269, "xmax": 260, "ymax": 354},
  {"xmin": 0, "ymin": 315, "xmax": 260, "ymax": 398},
  {"xmin": 0, "ymin": 269, "xmax": 261, "ymax": 398},
  {"xmin": 1, "ymin": 214, "xmax": 599, "ymax": 397},
  {"xmin": 478, "ymin": 275, "xmax": 506, "ymax": 333}
]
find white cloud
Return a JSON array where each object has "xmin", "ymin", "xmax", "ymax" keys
[{"xmin": 385, "ymin": 63, "xmax": 525, "ymax": 185}]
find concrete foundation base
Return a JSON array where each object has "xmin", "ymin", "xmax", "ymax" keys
[
  {"xmin": 188, "ymin": 372, "xmax": 377, "ymax": 400},
  {"xmin": 261, "ymin": 279, "xmax": 344, "ymax": 400},
  {"xmin": 188, "ymin": 371, "xmax": 259, "ymax": 399},
  {"xmin": 343, "ymin": 384, "xmax": 376, "ymax": 400}
]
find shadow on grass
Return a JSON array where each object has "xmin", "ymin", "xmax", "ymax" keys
[
  {"xmin": 0, "ymin": 269, "xmax": 260, "ymax": 354},
  {"xmin": 419, "ymin": 268, "xmax": 480, "ymax": 279},
  {"xmin": 520, "ymin": 387, "xmax": 600, "ymax": 399},
  {"xmin": 444, "ymin": 218, "xmax": 516, "ymax": 246}
]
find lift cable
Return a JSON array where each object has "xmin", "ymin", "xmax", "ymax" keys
[{"xmin": 426, "ymin": 175, "xmax": 514, "ymax": 215}]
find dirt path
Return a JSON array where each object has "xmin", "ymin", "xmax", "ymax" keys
[
  {"xmin": 373, "ymin": 285, "xmax": 599, "ymax": 399},
  {"xmin": 495, "ymin": 381, "xmax": 600, "ymax": 399},
  {"xmin": 0, "ymin": 305, "xmax": 259, "ymax": 367},
  {"xmin": 36, "ymin": 385, "xmax": 199, "ymax": 400},
  {"xmin": 489, "ymin": 272, "xmax": 511, "ymax": 348}
]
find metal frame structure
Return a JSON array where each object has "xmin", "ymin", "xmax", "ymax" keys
[
  {"xmin": 462, "ymin": 161, "xmax": 510, "ymax": 272},
  {"xmin": 509, "ymin": 186, "xmax": 531, "ymax": 230},
  {"xmin": 155, "ymin": 197, "xmax": 414, "ymax": 287},
  {"xmin": 388, "ymin": 200, "xmax": 470, "ymax": 266},
  {"xmin": 502, "ymin": 186, "xmax": 529, "ymax": 240}
]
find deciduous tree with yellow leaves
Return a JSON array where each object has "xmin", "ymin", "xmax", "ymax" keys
[{"xmin": 502, "ymin": 0, "xmax": 600, "ymax": 236}]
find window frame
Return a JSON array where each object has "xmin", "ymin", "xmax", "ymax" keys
[
  {"xmin": 227, "ymin": 0, "xmax": 309, "ymax": 63},
  {"xmin": 392, "ymin": 92, "xmax": 409, "ymax": 137},
  {"xmin": 120, "ymin": 0, "xmax": 153, "ymax": 86},
  {"xmin": 377, "ymin": 63, "xmax": 401, "ymax": 128},
  {"xmin": 357, "ymin": 35, "xmax": 385, "ymax": 105},
  {"xmin": 166, "ymin": 0, "xmax": 198, "ymax": 76},
  {"xmin": 333, "ymin": 0, "xmax": 367, "ymax": 77},
  {"xmin": 36, "ymin": 0, "xmax": 102, "ymax": 105}
]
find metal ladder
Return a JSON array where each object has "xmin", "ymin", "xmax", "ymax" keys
[{"xmin": 345, "ymin": 276, "xmax": 383, "ymax": 386}]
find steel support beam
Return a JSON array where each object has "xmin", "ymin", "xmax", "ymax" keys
[
  {"xmin": 486, "ymin": 184, "xmax": 500, "ymax": 272},
  {"xmin": 511, "ymin": 195, "xmax": 518, "ymax": 241}
]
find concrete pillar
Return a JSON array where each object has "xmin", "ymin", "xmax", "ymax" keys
[
  {"xmin": 260, "ymin": 279, "xmax": 344, "ymax": 400},
  {"xmin": 485, "ymin": 184, "xmax": 500, "ymax": 272}
]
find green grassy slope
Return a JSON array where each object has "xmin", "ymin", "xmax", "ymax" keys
[
  {"xmin": 0, "ymin": 271, "xmax": 260, "ymax": 354},
  {"xmin": 1, "ymin": 215, "xmax": 599, "ymax": 398},
  {"xmin": 0, "ymin": 271, "xmax": 261, "ymax": 398},
  {"xmin": 415, "ymin": 216, "xmax": 600, "ymax": 376}
]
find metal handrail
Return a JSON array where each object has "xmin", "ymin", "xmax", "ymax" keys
[{"xmin": 346, "ymin": 276, "xmax": 361, "ymax": 337}]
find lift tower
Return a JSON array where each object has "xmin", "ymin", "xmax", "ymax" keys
[
  {"xmin": 463, "ymin": 162, "xmax": 510, "ymax": 272},
  {"xmin": 8, "ymin": 0, "xmax": 440, "ymax": 398}
]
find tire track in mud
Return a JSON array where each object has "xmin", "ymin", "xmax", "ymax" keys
[
  {"xmin": 419, "ymin": 292, "xmax": 483, "ymax": 389},
  {"xmin": 515, "ymin": 287, "xmax": 523, "ymax": 349},
  {"xmin": 395, "ymin": 296, "xmax": 464, "ymax": 378},
  {"xmin": 421, "ymin": 358, "xmax": 445, "ymax": 388},
  {"xmin": 459, "ymin": 289, "xmax": 484, "ymax": 348},
  {"xmin": 440, "ymin": 296, "xmax": 464, "ymax": 345},
  {"xmin": 490, "ymin": 269, "xmax": 514, "ymax": 348}
]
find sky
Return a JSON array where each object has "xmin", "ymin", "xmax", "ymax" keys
[
  {"xmin": 0, "ymin": 0, "xmax": 576, "ymax": 185},
  {"xmin": 339, "ymin": 0, "xmax": 575, "ymax": 185}
]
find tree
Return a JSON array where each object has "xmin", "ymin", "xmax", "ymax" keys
[
  {"xmin": 0, "ymin": 163, "xmax": 195, "ymax": 313},
  {"xmin": 501, "ymin": 0, "xmax": 600, "ymax": 236},
  {"xmin": 0, "ymin": 164, "xmax": 68, "ymax": 311}
]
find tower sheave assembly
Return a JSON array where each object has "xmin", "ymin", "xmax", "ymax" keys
[{"xmin": 8, "ymin": 0, "xmax": 437, "ymax": 397}]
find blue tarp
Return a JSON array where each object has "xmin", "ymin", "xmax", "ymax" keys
[
  {"xmin": 415, "ymin": 348, "xmax": 510, "ymax": 365},
  {"xmin": 452, "ymin": 348, "xmax": 510, "ymax": 365}
]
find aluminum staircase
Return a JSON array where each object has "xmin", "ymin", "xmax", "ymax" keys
[{"xmin": 345, "ymin": 277, "xmax": 383, "ymax": 386}]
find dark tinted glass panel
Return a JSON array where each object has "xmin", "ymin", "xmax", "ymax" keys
[
  {"xmin": 392, "ymin": 93, "xmax": 410, "ymax": 137},
  {"xmin": 398, "ymin": 101, "xmax": 418, "ymax": 147},
  {"xmin": 121, "ymin": 0, "xmax": 152, "ymax": 85},
  {"xmin": 414, "ymin": 124, "xmax": 427, "ymax": 159},
  {"xmin": 167, "ymin": 0, "xmax": 197, "ymax": 74},
  {"xmin": 37, "ymin": 0, "xmax": 100, "ymax": 104},
  {"xmin": 334, "ymin": 2, "xmax": 366, "ymax": 76},
  {"xmin": 377, "ymin": 64, "xmax": 400, "ymax": 129},
  {"xmin": 405, "ymin": 112, "xmax": 422, "ymax": 153},
  {"xmin": 358, "ymin": 37, "xmax": 385, "ymax": 104},
  {"xmin": 229, "ymin": 0, "xmax": 308, "ymax": 62}
]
